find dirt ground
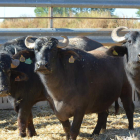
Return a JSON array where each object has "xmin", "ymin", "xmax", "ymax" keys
[{"xmin": 0, "ymin": 103, "xmax": 140, "ymax": 140}]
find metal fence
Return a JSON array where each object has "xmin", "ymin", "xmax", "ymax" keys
[
  {"xmin": 0, "ymin": 0, "xmax": 140, "ymax": 8},
  {"xmin": 0, "ymin": 0, "xmax": 140, "ymax": 109},
  {"xmin": 0, "ymin": 28, "xmax": 135, "ymax": 46}
]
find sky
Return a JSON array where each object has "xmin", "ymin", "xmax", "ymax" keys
[
  {"xmin": 0, "ymin": 7, "xmax": 139, "ymax": 21},
  {"xmin": 114, "ymin": 8, "xmax": 138, "ymax": 18}
]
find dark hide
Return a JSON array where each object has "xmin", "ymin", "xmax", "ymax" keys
[
  {"xmin": 68, "ymin": 36, "xmax": 103, "ymax": 51},
  {"xmin": 31, "ymin": 37, "xmax": 134, "ymax": 140},
  {"xmin": 0, "ymin": 36, "xmax": 106, "ymax": 138},
  {"xmin": 0, "ymin": 53, "xmax": 49, "ymax": 137},
  {"xmin": 108, "ymin": 31, "xmax": 140, "ymax": 99},
  {"xmin": 0, "ymin": 37, "xmax": 52, "ymax": 137}
]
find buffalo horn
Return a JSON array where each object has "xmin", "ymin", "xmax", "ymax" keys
[
  {"xmin": 57, "ymin": 36, "xmax": 69, "ymax": 48},
  {"xmin": 25, "ymin": 36, "xmax": 35, "ymax": 49},
  {"xmin": 11, "ymin": 59, "xmax": 20, "ymax": 68},
  {"xmin": 14, "ymin": 47, "xmax": 17, "ymax": 54},
  {"xmin": 111, "ymin": 26, "xmax": 128, "ymax": 43}
]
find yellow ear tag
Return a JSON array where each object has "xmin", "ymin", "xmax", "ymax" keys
[
  {"xmin": 15, "ymin": 76, "xmax": 20, "ymax": 81},
  {"xmin": 69, "ymin": 56, "xmax": 75, "ymax": 63},
  {"xmin": 104, "ymin": 46, "xmax": 110, "ymax": 49},
  {"xmin": 113, "ymin": 50, "xmax": 118, "ymax": 56},
  {"xmin": 20, "ymin": 55, "xmax": 25, "ymax": 62}
]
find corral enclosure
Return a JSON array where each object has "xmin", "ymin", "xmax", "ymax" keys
[{"xmin": 1, "ymin": 0, "xmax": 140, "ymax": 140}]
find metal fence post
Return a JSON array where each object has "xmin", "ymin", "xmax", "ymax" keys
[{"xmin": 48, "ymin": 7, "xmax": 53, "ymax": 28}]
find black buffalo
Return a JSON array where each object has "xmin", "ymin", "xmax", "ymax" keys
[
  {"xmin": 0, "ymin": 37, "xmax": 50, "ymax": 137},
  {"xmin": 0, "ymin": 36, "xmax": 108, "ymax": 138},
  {"xmin": 25, "ymin": 36, "xmax": 134, "ymax": 140},
  {"xmin": 68, "ymin": 36, "xmax": 102, "ymax": 51},
  {"xmin": 109, "ymin": 26, "xmax": 140, "ymax": 98}
]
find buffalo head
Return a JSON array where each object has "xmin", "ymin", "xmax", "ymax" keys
[
  {"xmin": 108, "ymin": 27, "xmax": 140, "ymax": 96},
  {"xmin": 111, "ymin": 26, "xmax": 140, "ymax": 63},
  {"xmin": 25, "ymin": 36, "xmax": 70, "ymax": 74},
  {"xmin": 0, "ymin": 50, "xmax": 28, "ymax": 97}
]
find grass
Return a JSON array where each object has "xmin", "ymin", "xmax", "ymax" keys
[
  {"xmin": 0, "ymin": 104, "xmax": 140, "ymax": 140},
  {"xmin": 0, "ymin": 11, "xmax": 140, "ymax": 28}
]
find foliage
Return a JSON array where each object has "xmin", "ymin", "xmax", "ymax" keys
[
  {"xmin": 34, "ymin": 7, "xmax": 115, "ymax": 17},
  {"xmin": 136, "ymin": 9, "xmax": 140, "ymax": 17},
  {"xmin": 34, "ymin": 7, "xmax": 49, "ymax": 16},
  {"xmin": 1, "ymin": 11, "xmax": 139, "ymax": 29}
]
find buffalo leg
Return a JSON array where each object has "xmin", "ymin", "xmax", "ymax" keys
[
  {"xmin": 48, "ymin": 99, "xmax": 71, "ymax": 139},
  {"xmin": 120, "ymin": 97, "xmax": 134, "ymax": 129},
  {"xmin": 120, "ymin": 81, "xmax": 134, "ymax": 130},
  {"xmin": 100, "ymin": 110, "xmax": 108, "ymax": 133},
  {"xmin": 18, "ymin": 107, "xmax": 32, "ymax": 137},
  {"xmin": 91, "ymin": 111, "xmax": 108, "ymax": 136},
  {"xmin": 27, "ymin": 112, "xmax": 37, "ymax": 137},
  {"xmin": 60, "ymin": 119, "xmax": 71, "ymax": 140},
  {"xmin": 70, "ymin": 110, "xmax": 85, "ymax": 140}
]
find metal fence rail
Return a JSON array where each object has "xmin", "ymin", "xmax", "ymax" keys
[
  {"xmin": 0, "ymin": 28, "xmax": 138, "ymax": 46},
  {"xmin": 0, "ymin": 0, "xmax": 140, "ymax": 8},
  {"xmin": 1, "ymin": 17, "xmax": 140, "ymax": 20}
]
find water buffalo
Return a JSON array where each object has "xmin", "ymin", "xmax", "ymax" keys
[
  {"xmin": 109, "ymin": 26, "xmax": 140, "ymax": 98},
  {"xmin": 68, "ymin": 36, "xmax": 102, "ymax": 51},
  {"xmin": 25, "ymin": 36, "xmax": 134, "ymax": 140},
  {"xmin": 0, "ymin": 37, "xmax": 51, "ymax": 137},
  {"xmin": 0, "ymin": 36, "xmax": 108, "ymax": 138}
]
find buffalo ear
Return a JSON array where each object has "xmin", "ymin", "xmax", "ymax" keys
[
  {"xmin": 106, "ymin": 46, "xmax": 127, "ymax": 57},
  {"xmin": 60, "ymin": 50, "xmax": 81, "ymax": 61},
  {"xmin": 11, "ymin": 70, "xmax": 28, "ymax": 81},
  {"xmin": 13, "ymin": 50, "xmax": 35, "ymax": 60}
]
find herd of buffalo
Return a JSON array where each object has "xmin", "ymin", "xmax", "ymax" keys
[{"xmin": 0, "ymin": 26, "xmax": 139, "ymax": 139}]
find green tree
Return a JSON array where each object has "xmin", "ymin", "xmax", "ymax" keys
[
  {"xmin": 34, "ymin": 7, "xmax": 73, "ymax": 16},
  {"xmin": 136, "ymin": 9, "xmax": 140, "ymax": 17},
  {"xmin": 34, "ymin": 7, "xmax": 115, "ymax": 17},
  {"xmin": 72, "ymin": 8, "xmax": 115, "ymax": 15},
  {"xmin": 34, "ymin": 7, "xmax": 49, "ymax": 16}
]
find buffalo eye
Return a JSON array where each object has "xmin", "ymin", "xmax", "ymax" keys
[
  {"xmin": 34, "ymin": 47, "xmax": 39, "ymax": 52},
  {"xmin": 35, "ymin": 44, "xmax": 42, "ymax": 52},
  {"xmin": 128, "ymin": 40, "xmax": 132, "ymax": 44}
]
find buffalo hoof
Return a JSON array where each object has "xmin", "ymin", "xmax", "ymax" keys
[
  {"xmin": 28, "ymin": 132, "xmax": 37, "ymax": 137},
  {"xmin": 66, "ymin": 135, "xmax": 70, "ymax": 140},
  {"xmin": 129, "ymin": 128, "xmax": 134, "ymax": 130},
  {"xmin": 100, "ymin": 128, "xmax": 106, "ymax": 134},
  {"xmin": 89, "ymin": 133, "xmax": 99, "ymax": 138},
  {"xmin": 89, "ymin": 134, "xmax": 93, "ymax": 138},
  {"xmin": 20, "ymin": 132, "xmax": 26, "ymax": 137}
]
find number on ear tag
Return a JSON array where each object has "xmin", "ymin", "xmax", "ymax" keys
[
  {"xmin": 69, "ymin": 56, "xmax": 75, "ymax": 63},
  {"xmin": 15, "ymin": 76, "xmax": 20, "ymax": 81},
  {"xmin": 20, "ymin": 55, "xmax": 25, "ymax": 62}
]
